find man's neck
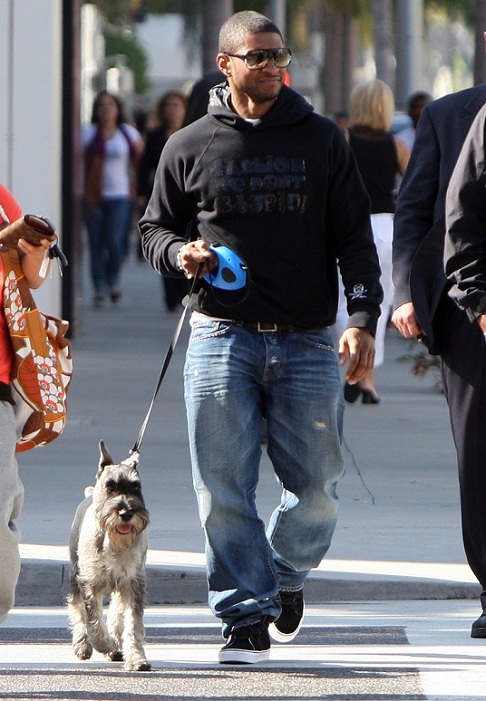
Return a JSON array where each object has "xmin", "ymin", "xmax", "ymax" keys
[{"xmin": 229, "ymin": 93, "xmax": 276, "ymax": 120}]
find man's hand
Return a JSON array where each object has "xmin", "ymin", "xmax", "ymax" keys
[
  {"xmin": 338, "ymin": 327, "xmax": 375, "ymax": 384},
  {"xmin": 391, "ymin": 302, "xmax": 424, "ymax": 338},
  {"xmin": 177, "ymin": 240, "xmax": 217, "ymax": 278}
]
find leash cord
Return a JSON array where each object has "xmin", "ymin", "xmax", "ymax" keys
[{"xmin": 130, "ymin": 264, "xmax": 202, "ymax": 456}]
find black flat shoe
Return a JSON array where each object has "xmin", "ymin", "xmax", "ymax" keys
[
  {"xmin": 110, "ymin": 288, "xmax": 121, "ymax": 304},
  {"xmin": 343, "ymin": 381, "xmax": 361, "ymax": 403},
  {"xmin": 471, "ymin": 610, "xmax": 486, "ymax": 637},
  {"xmin": 361, "ymin": 389, "xmax": 380, "ymax": 404}
]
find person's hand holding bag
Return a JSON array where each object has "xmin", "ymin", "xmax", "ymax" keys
[{"xmin": 0, "ymin": 214, "xmax": 56, "ymax": 249}]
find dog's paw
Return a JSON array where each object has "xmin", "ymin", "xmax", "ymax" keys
[
  {"xmin": 124, "ymin": 658, "xmax": 151, "ymax": 672},
  {"xmin": 106, "ymin": 649, "xmax": 124, "ymax": 662},
  {"xmin": 84, "ymin": 485, "xmax": 94, "ymax": 498},
  {"xmin": 73, "ymin": 641, "xmax": 93, "ymax": 660}
]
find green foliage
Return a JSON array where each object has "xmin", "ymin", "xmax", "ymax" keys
[
  {"xmin": 326, "ymin": 0, "xmax": 475, "ymax": 45},
  {"xmin": 145, "ymin": 0, "xmax": 193, "ymax": 12},
  {"xmin": 425, "ymin": 0, "xmax": 475, "ymax": 25},
  {"xmin": 103, "ymin": 30, "xmax": 151, "ymax": 93},
  {"xmin": 88, "ymin": 0, "xmax": 133, "ymax": 25},
  {"xmin": 88, "ymin": 0, "xmax": 478, "ymax": 97},
  {"xmin": 144, "ymin": 0, "xmax": 280, "ymax": 17},
  {"xmin": 145, "ymin": 0, "xmax": 311, "ymax": 49}
]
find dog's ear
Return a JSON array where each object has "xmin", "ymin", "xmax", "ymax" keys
[
  {"xmin": 121, "ymin": 450, "xmax": 140, "ymax": 471},
  {"xmin": 98, "ymin": 440, "xmax": 115, "ymax": 476}
]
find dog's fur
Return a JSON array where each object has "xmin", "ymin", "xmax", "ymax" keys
[{"xmin": 67, "ymin": 441, "xmax": 151, "ymax": 671}]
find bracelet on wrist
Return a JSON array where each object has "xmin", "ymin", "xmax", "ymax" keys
[
  {"xmin": 176, "ymin": 245, "xmax": 192, "ymax": 278},
  {"xmin": 176, "ymin": 246, "xmax": 184, "ymax": 271}
]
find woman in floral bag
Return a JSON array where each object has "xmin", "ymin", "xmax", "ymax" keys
[{"xmin": 0, "ymin": 183, "xmax": 54, "ymax": 622}]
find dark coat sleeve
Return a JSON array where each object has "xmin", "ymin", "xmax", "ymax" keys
[
  {"xmin": 392, "ymin": 104, "xmax": 441, "ymax": 309},
  {"xmin": 393, "ymin": 88, "xmax": 486, "ymax": 314}
]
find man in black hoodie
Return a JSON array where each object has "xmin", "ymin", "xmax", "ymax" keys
[{"xmin": 140, "ymin": 10, "xmax": 382, "ymax": 664}]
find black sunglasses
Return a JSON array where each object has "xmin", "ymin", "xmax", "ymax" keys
[{"xmin": 225, "ymin": 48, "xmax": 292, "ymax": 70}]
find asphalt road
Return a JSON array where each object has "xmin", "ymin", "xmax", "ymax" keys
[{"xmin": 1, "ymin": 600, "xmax": 485, "ymax": 700}]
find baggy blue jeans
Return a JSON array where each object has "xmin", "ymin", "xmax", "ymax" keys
[{"xmin": 184, "ymin": 319, "xmax": 344, "ymax": 636}]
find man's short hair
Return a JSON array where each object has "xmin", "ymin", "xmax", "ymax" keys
[{"xmin": 219, "ymin": 11, "xmax": 283, "ymax": 54}]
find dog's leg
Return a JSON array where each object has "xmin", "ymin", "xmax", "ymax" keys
[
  {"xmin": 119, "ymin": 577, "xmax": 151, "ymax": 671},
  {"xmin": 68, "ymin": 503, "xmax": 94, "ymax": 661},
  {"xmin": 106, "ymin": 591, "xmax": 125, "ymax": 658},
  {"xmin": 67, "ymin": 586, "xmax": 93, "ymax": 661},
  {"xmin": 82, "ymin": 585, "xmax": 122, "ymax": 660}
]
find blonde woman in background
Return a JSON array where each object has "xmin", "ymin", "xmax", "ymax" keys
[{"xmin": 336, "ymin": 79, "xmax": 410, "ymax": 403}]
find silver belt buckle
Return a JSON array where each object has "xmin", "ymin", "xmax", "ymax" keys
[{"xmin": 257, "ymin": 322, "xmax": 278, "ymax": 332}]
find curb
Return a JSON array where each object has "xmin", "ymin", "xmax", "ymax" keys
[{"xmin": 16, "ymin": 560, "xmax": 481, "ymax": 607}]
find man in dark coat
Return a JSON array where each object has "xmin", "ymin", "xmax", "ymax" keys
[
  {"xmin": 392, "ymin": 74, "xmax": 486, "ymax": 637},
  {"xmin": 444, "ymin": 101, "xmax": 486, "ymax": 636}
]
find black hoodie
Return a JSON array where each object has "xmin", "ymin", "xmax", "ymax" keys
[{"xmin": 140, "ymin": 84, "xmax": 382, "ymax": 332}]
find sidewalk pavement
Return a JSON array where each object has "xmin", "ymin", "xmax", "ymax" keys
[{"xmin": 13, "ymin": 249, "xmax": 481, "ymax": 607}]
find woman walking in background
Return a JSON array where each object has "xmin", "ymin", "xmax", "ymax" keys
[
  {"xmin": 83, "ymin": 90, "xmax": 143, "ymax": 307},
  {"xmin": 336, "ymin": 79, "xmax": 410, "ymax": 403},
  {"xmin": 137, "ymin": 90, "xmax": 188, "ymax": 311}
]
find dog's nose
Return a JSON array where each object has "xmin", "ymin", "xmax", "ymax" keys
[{"xmin": 119, "ymin": 509, "xmax": 133, "ymax": 521}]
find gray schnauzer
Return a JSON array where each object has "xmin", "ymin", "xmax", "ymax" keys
[{"xmin": 67, "ymin": 441, "xmax": 151, "ymax": 671}]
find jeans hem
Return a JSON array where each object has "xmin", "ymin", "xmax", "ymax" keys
[{"xmin": 279, "ymin": 585, "xmax": 304, "ymax": 593}]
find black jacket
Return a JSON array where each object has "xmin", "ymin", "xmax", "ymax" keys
[
  {"xmin": 140, "ymin": 84, "xmax": 382, "ymax": 332},
  {"xmin": 445, "ymin": 102, "xmax": 486, "ymax": 320},
  {"xmin": 393, "ymin": 83, "xmax": 486, "ymax": 350}
]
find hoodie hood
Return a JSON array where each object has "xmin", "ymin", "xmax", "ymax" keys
[{"xmin": 207, "ymin": 83, "xmax": 314, "ymax": 130}]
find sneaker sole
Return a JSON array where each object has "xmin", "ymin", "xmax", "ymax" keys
[
  {"xmin": 219, "ymin": 648, "xmax": 270, "ymax": 664},
  {"xmin": 268, "ymin": 602, "xmax": 305, "ymax": 643}
]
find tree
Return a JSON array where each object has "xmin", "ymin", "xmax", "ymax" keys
[
  {"xmin": 201, "ymin": 0, "xmax": 233, "ymax": 75},
  {"xmin": 92, "ymin": 0, "xmax": 484, "ymax": 103},
  {"xmin": 319, "ymin": 1, "xmax": 359, "ymax": 114},
  {"xmin": 372, "ymin": 0, "xmax": 394, "ymax": 88},
  {"xmin": 103, "ymin": 30, "xmax": 150, "ymax": 93}
]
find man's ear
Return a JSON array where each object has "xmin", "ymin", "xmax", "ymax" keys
[{"xmin": 217, "ymin": 53, "xmax": 232, "ymax": 78}]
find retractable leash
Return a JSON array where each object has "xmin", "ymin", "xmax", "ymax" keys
[
  {"xmin": 128, "ymin": 264, "xmax": 203, "ymax": 460},
  {"xmin": 203, "ymin": 244, "xmax": 248, "ymax": 292}
]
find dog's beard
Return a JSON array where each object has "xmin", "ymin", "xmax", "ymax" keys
[{"xmin": 98, "ymin": 506, "xmax": 149, "ymax": 551}]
